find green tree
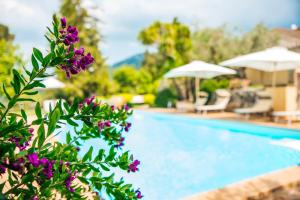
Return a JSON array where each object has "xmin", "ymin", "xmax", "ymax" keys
[
  {"xmin": 139, "ymin": 18, "xmax": 192, "ymax": 79},
  {"xmin": 138, "ymin": 18, "xmax": 192, "ymax": 100},
  {"xmin": 113, "ymin": 65, "xmax": 158, "ymax": 94},
  {"xmin": 58, "ymin": 0, "xmax": 110, "ymax": 99},
  {"xmin": 0, "ymin": 24, "xmax": 22, "ymax": 97},
  {"xmin": 191, "ymin": 24, "xmax": 278, "ymax": 94},
  {"xmin": 191, "ymin": 24, "xmax": 278, "ymax": 64},
  {"xmin": 113, "ymin": 65, "xmax": 140, "ymax": 93}
]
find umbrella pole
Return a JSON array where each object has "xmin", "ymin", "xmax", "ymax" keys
[
  {"xmin": 272, "ymin": 63, "xmax": 277, "ymax": 91},
  {"xmin": 195, "ymin": 77, "xmax": 200, "ymax": 103}
]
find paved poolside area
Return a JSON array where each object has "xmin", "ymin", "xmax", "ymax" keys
[{"xmin": 136, "ymin": 107, "xmax": 300, "ymax": 130}]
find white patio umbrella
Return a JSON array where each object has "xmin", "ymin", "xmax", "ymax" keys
[
  {"xmin": 42, "ymin": 77, "xmax": 65, "ymax": 89},
  {"xmin": 164, "ymin": 60, "xmax": 236, "ymax": 100},
  {"xmin": 220, "ymin": 47, "xmax": 300, "ymax": 87}
]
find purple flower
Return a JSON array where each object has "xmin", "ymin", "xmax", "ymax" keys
[
  {"xmin": 124, "ymin": 104, "xmax": 130, "ymax": 111},
  {"xmin": 60, "ymin": 17, "xmax": 67, "ymax": 28},
  {"xmin": 135, "ymin": 189, "xmax": 143, "ymax": 199},
  {"xmin": 124, "ymin": 122, "xmax": 132, "ymax": 132},
  {"xmin": 60, "ymin": 25, "xmax": 79, "ymax": 46},
  {"xmin": 74, "ymin": 47, "xmax": 84, "ymax": 55},
  {"xmin": 27, "ymin": 153, "xmax": 39, "ymax": 168},
  {"xmin": 42, "ymin": 160, "xmax": 54, "ymax": 179},
  {"xmin": 98, "ymin": 120, "xmax": 111, "ymax": 132},
  {"xmin": 65, "ymin": 173, "xmax": 77, "ymax": 193},
  {"xmin": 110, "ymin": 105, "xmax": 115, "ymax": 111},
  {"xmin": 128, "ymin": 159, "xmax": 140, "ymax": 173},
  {"xmin": 11, "ymin": 158, "xmax": 25, "ymax": 173},
  {"xmin": 9, "ymin": 127, "xmax": 34, "ymax": 151},
  {"xmin": 29, "ymin": 128, "xmax": 34, "ymax": 134},
  {"xmin": 114, "ymin": 137, "xmax": 125, "ymax": 149},
  {"xmin": 31, "ymin": 195, "xmax": 39, "ymax": 200},
  {"xmin": 84, "ymin": 96, "xmax": 95, "ymax": 105},
  {"xmin": 58, "ymin": 17, "xmax": 94, "ymax": 78},
  {"xmin": 39, "ymin": 158, "xmax": 48, "ymax": 166},
  {"xmin": 76, "ymin": 147, "xmax": 80, "ymax": 152},
  {"xmin": 0, "ymin": 164, "xmax": 6, "ymax": 174}
]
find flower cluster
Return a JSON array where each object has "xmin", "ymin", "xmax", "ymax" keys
[
  {"xmin": 60, "ymin": 17, "xmax": 79, "ymax": 46},
  {"xmin": 9, "ymin": 128, "xmax": 34, "ymax": 151},
  {"xmin": 26, "ymin": 153, "xmax": 73, "ymax": 187},
  {"xmin": 114, "ymin": 136, "xmax": 125, "ymax": 149},
  {"xmin": 123, "ymin": 122, "xmax": 132, "ymax": 132},
  {"xmin": 65, "ymin": 171, "xmax": 77, "ymax": 193},
  {"xmin": 0, "ymin": 16, "xmax": 143, "ymax": 200},
  {"xmin": 59, "ymin": 17, "xmax": 94, "ymax": 78},
  {"xmin": 27, "ymin": 153, "xmax": 55, "ymax": 179},
  {"xmin": 124, "ymin": 104, "xmax": 130, "ymax": 112},
  {"xmin": 128, "ymin": 159, "xmax": 140, "ymax": 173},
  {"xmin": 98, "ymin": 120, "xmax": 111, "ymax": 132},
  {"xmin": 135, "ymin": 189, "xmax": 143, "ymax": 199}
]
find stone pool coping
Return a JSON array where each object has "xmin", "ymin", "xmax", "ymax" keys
[{"xmin": 184, "ymin": 166, "xmax": 300, "ymax": 200}]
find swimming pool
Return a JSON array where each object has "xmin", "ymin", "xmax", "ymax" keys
[{"xmin": 62, "ymin": 111, "xmax": 300, "ymax": 199}]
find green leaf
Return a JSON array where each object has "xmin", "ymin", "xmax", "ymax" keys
[
  {"xmin": 100, "ymin": 164, "xmax": 110, "ymax": 171},
  {"xmin": 31, "ymin": 54, "xmax": 39, "ymax": 71},
  {"xmin": 24, "ymin": 91, "xmax": 38, "ymax": 95},
  {"xmin": 16, "ymin": 98, "xmax": 35, "ymax": 102},
  {"xmin": 66, "ymin": 118, "xmax": 78, "ymax": 127},
  {"xmin": 21, "ymin": 109, "xmax": 27, "ymax": 122},
  {"xmin": 66, "ymin": 132, "xmax": 71, "ymax": 144},
  {"xmin": 35, "ymin": 102, "xmax": 42, "ymax": 118},
  {"xmin": 2, "ymin": 83, "xmax": 11, "ymax": 100},
  {"xmin": 105, "ymin": 147, "xmax": 116, "ymax": 162},
  {"xmin": 42, "ymin": 53, "xmax": 52, "ymax": 67},
  {"xmin": 37, "ymin": 122, "xmax": 45, "ymax": 149},
  {"xmin": 78, "ymin": 176, "xmax": 89, "ymax": 185},
  {"xmin": 31, "ymin": 137, "xmax": 38, "ymax": 148},
  {"xmin": 12, "ymin": 69, "xmax": 21, "ymax": 94},
  {"xmin": 50, "ymin": 57, "xmax": 63, "ymax": 66},
  {"xmin": 47, "ymin": 107, "xmax": 61, "ymax": 136},
  {"xmin": 0, "ymin": 102, "xmax": 5, "ymax": 109},
  {"xmin": 82, "ymin": 146, "xmax": 93, "ymax": 162},
  {"xmin": 33, "ymin": 48, "xmax": 43, "ymax": 62},
  {"xmin": 69, "ymin": 98, "xmax": 79, "ymax": 114},
  {"xmin": 97, "ymin": 149, "xmax": 105, "ymax": 161}
]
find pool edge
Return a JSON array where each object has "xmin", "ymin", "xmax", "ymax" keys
[{"xmin": 183, "ymin": 165, "xmax": 300, "ymax": 200}]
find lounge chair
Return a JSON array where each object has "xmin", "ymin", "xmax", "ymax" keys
[
  {"xmin": 272, "ymin": 111, "xmax": 300, "ymax": 125},
  {"xmin": 176, "ymin": 92, "xmax": 208, "ymax": 112},
  {"xmin": 196, "ymin": 89, "xmax": 231, "ymax": 114},
  {"xmin": 176, "ymin": 101, "xmax": 195, "ymax": 112},
  {"xmin": 234, "ymin": 91, "xmax": 272, "ymax": 119}
]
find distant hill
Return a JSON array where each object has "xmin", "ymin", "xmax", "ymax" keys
[{"xmin": 112, "ymin": 53, "xmax": 144, "ymax": 69}]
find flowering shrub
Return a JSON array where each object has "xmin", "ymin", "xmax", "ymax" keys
[{"xmin": 0, "ymin": 16, "xmax": 142, "ymax": 199}]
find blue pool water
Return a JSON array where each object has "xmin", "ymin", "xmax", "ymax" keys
[{"xmin": 61, "ymin": 111, "xmax": 300, "ymax": 200}]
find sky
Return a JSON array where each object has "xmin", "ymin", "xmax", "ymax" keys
[{"xmin": 0, "ymin": 0, "xmax": 300, "ymax": 64}]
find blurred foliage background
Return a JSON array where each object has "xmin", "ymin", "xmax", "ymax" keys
[{"xmin": 0, "ymin": 0, "xmax": 279, "ymax": 108}]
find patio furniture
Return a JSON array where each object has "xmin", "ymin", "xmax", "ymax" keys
[
  {"xmin": 196, "ymin": 91, "xmax": 208, "ymax": 106},
  {"xmin": 196, "ymin": 89, "xmax": 231, "ymax": 114},
  {"xmin": 272, "ymin": 110, "xmax": 300, "ymax": 125},
  {"xmin": 176, "ymin": 101, "xmax": 195, "ymax": 112},
  {"xmin": 164, "ymin": 60, "xmax": 236, "ymax": 104},
  {"xmin": 234, "ymin": 91, "xmax": 273, "ymax": 119},
  {"xmin": 220, "ymin": 47, "xmax": 300, "ymax": 89},
  {"xmin": 176, "ymin": 92, "xmax": 208, "ymax": 112}
]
